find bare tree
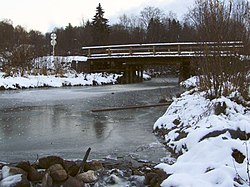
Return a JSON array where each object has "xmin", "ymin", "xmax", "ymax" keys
[
  {"xmin": 186, "ymin": 0, "xmax": 249, "ymax": 42},
  {"xmin": 187, "ymin": 0, "xmax": 250, "ymax": 100},
  {"xmin": 140, "ymin": 6, "xmax": 165, "ymax": 30}
]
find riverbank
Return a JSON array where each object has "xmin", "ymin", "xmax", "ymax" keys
[
  {"xmin": 154, "ymin": 77, "xmax": 250, "ymax": 186},
  {"xmin": 0, "ymin": 153, "xmax": 167, "ymax": 186},
  {"xmin": 0, "ymin": 72, "xmax": 121, "ymax": 90},
  {"xmin": 0, "ymin": 71, "xmax": 152, "ymax": 90}
]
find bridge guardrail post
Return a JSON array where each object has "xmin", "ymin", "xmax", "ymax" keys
[
  {"xmin": 129, "ymin": 47, "xmax": 132, "ymax": 55},
  {"xmin": 153, "ymin": 46, "xmax": 156, "ymax": 55},
  {"xmin": 178, "ymin": 44, "xmax": 181, "ymax": 55},
  {"xmin": 107, "ymin": 48, "xmax": 111, "ymax": 56},
  {"xmin": 88, "ymin": 49, "xmax": 91, "ymax": 57}
]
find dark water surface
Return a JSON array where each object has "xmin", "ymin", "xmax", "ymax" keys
[{"xmin": 0, "ymin": 78, "xmax": 181, "ymax": 163}]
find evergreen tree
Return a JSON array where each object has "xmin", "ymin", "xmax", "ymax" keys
[
  {"xmin": 91, "ymin": 3, "xmax": 110, "ymax": 45},
  {"xmin": 146, "ymin": 18, "xmax": 164, "ymax": 43}
]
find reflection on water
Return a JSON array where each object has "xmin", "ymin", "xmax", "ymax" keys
[{"xmin": 0, "ymin": 78, "xmax": 182, "ymax": 163}]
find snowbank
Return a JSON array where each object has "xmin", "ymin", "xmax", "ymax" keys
[
  {"xmin": 154, "ymin": 78, "xmax": 250, "ymax": 186},
  {"xmin": 0, "ymin": 72, "xmax": 121, "ymax": 90}
]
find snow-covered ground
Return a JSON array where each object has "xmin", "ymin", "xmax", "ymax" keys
[
  {"xmin": 0, "ymin": 72, "xmax": 122, "ymax": 89},
  {"xmin": 0, "ymin": 71, "xmax": 152, "ymax": 90},
  {"xmin": 154, "ymin": 77, "xmax": 250, "ymax": 186}
]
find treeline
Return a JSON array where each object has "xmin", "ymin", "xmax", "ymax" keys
[{"xmin": 0, "ymin": 0, "xmax": 250, "ymax": 57}]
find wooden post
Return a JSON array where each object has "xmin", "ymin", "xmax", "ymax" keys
[
  {"xmin": 129, "ymin": 47, "xmax": 133, "ymax": 55},
  {"xmin": 178, "ymin": 45, "xmax": 181, "ymax": 55},
  {"xmin": 129, "ymin": 66, "xmax": 133, "ymax": 83},
  {"xmin": 107, "ymin": 48, "xmax": 111, "ymax": 56},
  {"xmin": 140, "ymin": 69, "xmax": 143, "ymax": 82},
  {"xmin": 88, "ymin": 49, "xmax": 91, "ymax": 57},
  {"xmin": 153, "ymin": 46, "xmax": 156, "ymax": 55},
  {"xmin": 125, "ymin": 66, "xmax": 129, "ymax": 84}
]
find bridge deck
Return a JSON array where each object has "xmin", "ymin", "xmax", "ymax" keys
[
  {"xmin": 82, "ymin": 41, "xmax": 243, "ymax": 59},
  {"xmin": 79, "ymin": 41, "xmax": 244, "ymax": 84}
]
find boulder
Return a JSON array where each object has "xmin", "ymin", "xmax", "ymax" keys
[
  {"xmin": 0, "ymin": 162, "xmax": 4, "ymax": 169},
  {"xmin": 27, "ymin": 166, "xmax": 44, "ymax": 182},
  {"xmin": 16, "ymin": 161, "xmax": 44, "ymax": 182},
  {"xmin": 38, "ymin": 156, "xmax": 64, "ymax": 169},
  {"xmin": 84, "ymin": 160, "xmax": 104, "ymax": 171},
  {"xmin": 42, "ymin": 173, "xmax": 53, "ymax": 187},
  {"xmin": 63, "ymin": 160, "xmax": 80, "ymax": 177},
  {"xmin": 144, "ymin": 168, "xmax": 169, "ymax": 187},
  {"xmin": 16, "ymin": 161, "xmax": 31, "ymax": 172},
  {"xmin": 48, "ymin": 164, "xmax": 68, "ymax": 182},
  {"xmin": 62, "ymin": 176, "xmax": 84, "ymax": 187},
  {"xmin": 105, "ymin": 174, "xmax": 122, "ymax": 185},
  {"xmin": 76, "ymin": 170, "xmax": 98, "ymax": 183},
  {"xmin": 232, "ymin": 149, "xmax": 245, "ymax": 164}
]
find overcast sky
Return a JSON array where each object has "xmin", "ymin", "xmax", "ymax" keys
[{"xmin": 1, "ymin": 0, "xmax": 195, "ymax": 34}]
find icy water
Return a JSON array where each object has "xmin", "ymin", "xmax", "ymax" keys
[{"xmin": 0, "ymin": 78, "xmax": 181, "ymax": 163}]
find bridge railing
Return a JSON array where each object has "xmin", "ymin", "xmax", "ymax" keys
[{"xmin": 81, "ymin": 41, "xmax": 243, "ymax": 58}]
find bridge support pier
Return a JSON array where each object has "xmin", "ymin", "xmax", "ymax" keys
[
  {"xmin": 179, "ymin": 61, "xmax": 191, "ymax": 82},
  {"xmin": 123, "ymin": 64, "xmax": 144, "ymax": 84}
]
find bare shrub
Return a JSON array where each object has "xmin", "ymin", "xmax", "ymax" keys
[
  {"xmin": 193, "ymin": 47, "xmax": 249, "ymax": 100},
  {"xmin": 3, "ymin": 44, "xmax": 35, "ymax": 76}
]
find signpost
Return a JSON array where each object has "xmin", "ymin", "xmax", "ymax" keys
[{"xmin": 50, "ymin": 33, "xmax": 57, "ymax": 56}]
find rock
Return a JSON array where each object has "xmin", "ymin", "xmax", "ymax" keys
[
  {"xmin": 77, "ymin": 170, "xmax": 98, "ymax": 183},
  {"xmin": 27, "ymin": 165, "xmax": 44, "ymax": 182},
  {"xmin": 63, "ymin": 160, "xmax": 80, "ymax": 177},
  {"xmin": 42, "ymin": 173, "xmax": 53, "ymax": 187},
  {"xmin": 38, "ymin": 156, "xmax": 64, "ymax": 169},
  {"xmin": 232, "ymin": 149, "xmax": 245, "ymax": 164},
  {"xmin": 200, "ymin": 129, "xmax": 250, "ymax": 142},
  {"xmin": 62, "ymin": 176, "xmax": 84, "ymax": 187},
  {"xmin": 16, "ymin": 161, "xmax": 31, "ymax": 172},
  {"xmin": 214, "ymin": 101, "xmax": 227, "ymax": 115},
  {"xmin": 144, "ymin": 168, "xmax": 169, "ymax": 187},
  {"xmin": 0, "ymin": 162, "xmax": 5, "ymax": 169},
  {"xmin": 0, "ymin": 174, "xmax": 30, "ymax": 187},
  {"xmin": 48, "ymin": 164, "xmax": 68, "ymax": 182},
  {"xmin": 105, "ymin": 174, "xmax": 122, "ymax": 185},
  {"xmin": 15, "ymin": 160, "xmax": 43, "ymax": 182},
  {"xmin": 2, "ymin": 166, "xmax": 27, "ymax": 179},
  {"xmin": 84, "ymin": 160, "xmax": 104, "ymax": 171}
]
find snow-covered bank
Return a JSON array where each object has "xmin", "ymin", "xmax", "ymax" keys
[
  {"xmin": 154, "ymin": 77, "xmax": 250, "ymax": 186},
  {"xmin": 0, "ymin": 71, "xmax": 152, "ymax": 90},
  {"xmin": 0, "ymin": 72, "xmax": 122, "ymax": 90}
]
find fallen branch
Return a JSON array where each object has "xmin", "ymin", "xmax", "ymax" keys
[
  {"xmin": 91, "ymin": 102, "xmax": 171, "ymax": 112},
  {"xmin": 79, "ymin": 147, "xmax": 91, "ymax": 173}
]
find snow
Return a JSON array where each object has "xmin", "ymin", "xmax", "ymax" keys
[
  {"xmin": 33, "ymin": 55, "xmax": 87, "ymax": 70},
  {"xmin": 154, "ymin": 77, "xmax": 250, "ymax": 186},
  {"xmin": 0, "ymin": 72, "xmax": 122, "ymax": 89},
  {"xmin": 0, "ymin": 70, "xmax": 152, "ymax": 90},
  {"xmin": 0, "ymin": 166, "xmax": 23, "ymax": 187},
  {"xmin": 0, "ymin": 174, "xmax": 22, "ymax": 187}
]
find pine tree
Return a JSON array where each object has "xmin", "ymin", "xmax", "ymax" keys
[{"xmin": 92, "ymin": 3, "xmax": 110, "ymax": 45}]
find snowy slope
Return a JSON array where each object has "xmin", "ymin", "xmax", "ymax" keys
[{"xmin": 154, "ymin": 77, "xmax": 250, "ymax": 187}]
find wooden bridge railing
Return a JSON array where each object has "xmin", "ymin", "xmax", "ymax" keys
[{"xmin": 82, "ymin": 41, "xmax": 244, "ymax": 58}]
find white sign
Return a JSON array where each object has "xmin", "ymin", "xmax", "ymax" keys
[
  {"xmin": 50, "ymin": 40, "xmax": 57, "ymax": 46},
  {"xmin": 50, "ymin": 33, "xmax": 57, "ymax": 40},
  {"xmin": 50, "ymin": 33, "xmax": 57, "ymax": 56}
]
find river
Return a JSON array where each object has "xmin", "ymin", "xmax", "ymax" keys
[{"xmin": 0, "ymin": 78, "xmax": 182, "ymax": 164}]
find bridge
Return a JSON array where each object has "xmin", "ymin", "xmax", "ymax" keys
[{"xmin": 79, "ymin": 41, "xmax": 243, "ymax": 83}]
